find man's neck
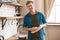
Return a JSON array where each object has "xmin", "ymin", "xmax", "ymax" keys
[{"xmin": 30, "ymin": 10, "xmax": 36, "ymax": 15}]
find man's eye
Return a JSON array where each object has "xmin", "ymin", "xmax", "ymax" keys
[{"xmin": 30, "ymin": 5, "xmax": 32, "ymax": 6}]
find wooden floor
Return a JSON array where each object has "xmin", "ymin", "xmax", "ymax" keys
[
  {"xmin": 6, "ymin": 35, "xmax": 18, "ymax": 40},
  {"xmin": 5, "ymin": 35, "xmax": 28, "ymax": 40}
]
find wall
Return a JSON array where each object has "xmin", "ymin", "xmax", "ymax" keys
[{"xmin": 46, "ymin": 25, "xmax": 60, "ymax": 40}]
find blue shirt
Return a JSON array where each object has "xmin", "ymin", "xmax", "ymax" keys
[{"xmin": 23, "ymin": 11, "xmax": 47, "ymax": 40}]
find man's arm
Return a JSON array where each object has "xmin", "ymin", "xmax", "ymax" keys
[
  {"xmin": 24, "ymin": 27, "xmax": 31, "ymax": 31},
  {"xmin": 24, "ymin": 27, "xmax": 38, "ymax": 32},
  {"xmin": 31, "ymin": 24, "xmax": 47, "ymax": 33}
]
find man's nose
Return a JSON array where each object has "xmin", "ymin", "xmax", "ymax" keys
[{"xmin": 29, "ymin": 6, "xmax": 32, "ymax": 9}]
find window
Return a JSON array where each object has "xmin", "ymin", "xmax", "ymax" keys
[{"xmin": 47, "ymin": 0, "xmax": 60, "ymax": 23}]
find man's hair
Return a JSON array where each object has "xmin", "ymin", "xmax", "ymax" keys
[{"xmin": 26, "ymin": 1, "xmax": 34, "ymax": 5}]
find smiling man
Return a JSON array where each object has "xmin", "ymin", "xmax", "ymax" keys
[{"xmin": 23, "ymin": 1, "xmax": 47, "ymax": 40}]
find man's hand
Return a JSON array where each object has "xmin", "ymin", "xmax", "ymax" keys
[
  {"xmin": 31, "ymin": 24, "xmax": 47, "ymax": 34},
  {"xmin": 30, "ymin": 27, "xmax": 38, "ymax": 32},
  {"xmin": 31, "ymin": 27, "xmax": 39, "ymax": 34}
]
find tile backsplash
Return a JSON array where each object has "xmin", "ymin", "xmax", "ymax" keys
[
  {"xmin": 0, "ymin": 4, "xmax": 15, "ymax": 17},
  {"xmin": 0, "ymin": 4, "xmax": 18, "ymax": 39}
]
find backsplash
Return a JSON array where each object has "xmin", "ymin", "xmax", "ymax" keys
[
  {"xmin": 0, "ymin": 4, "xmax": 15, "ymax": 17},
  {"xmin": 0, "ymin": 4, "xmax": 18, "ymax": 39}
]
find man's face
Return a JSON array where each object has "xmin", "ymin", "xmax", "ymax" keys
[{"xmin": 26, "ymin": 3, "xmax": 35, "ymax": 12}]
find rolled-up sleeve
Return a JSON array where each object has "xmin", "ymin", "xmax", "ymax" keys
[{"xmin": 42, "ymin": 14, "xmax": 47, "ymax": 25}]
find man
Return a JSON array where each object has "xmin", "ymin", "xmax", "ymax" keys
[{"xmin": 23, "ymin": 1, "xmax": 47, "ymax": 40}]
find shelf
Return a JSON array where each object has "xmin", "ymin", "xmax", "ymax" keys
[
  {"xmin": 2, "ymin": 2, "xmax": 22, "ymax": 7},
  {"xmin": 0, "ymin": 16, "xmax": 24, "ymax": 19},
  {"xmin": 0, "ymin": 16, "xmax": 23, "ymax": 30},
  {"xmin": 7, "ymin": 16, "xmax": 24, "ymax": 19}
]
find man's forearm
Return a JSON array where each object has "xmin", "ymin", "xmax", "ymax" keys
[
  {"xmin": 24, "ymin": 27, "xmax": 38, "ymax": 32},
  {"xmin": 24, "ymin": 27, "xmax": 31, "ymax": 31},
  {"xmin": 31, "ymin": 24, "xmax": 47, "ymax": 33}
]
